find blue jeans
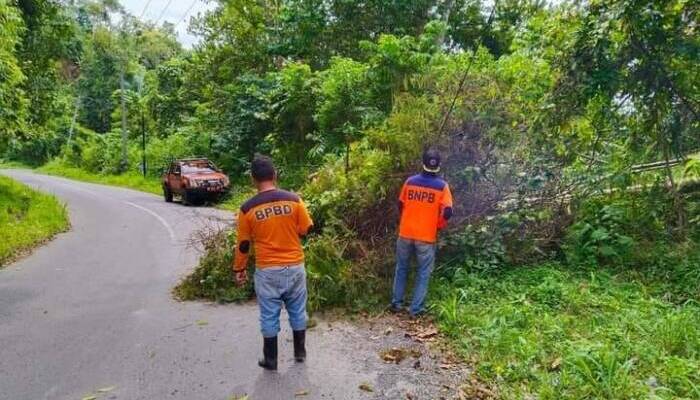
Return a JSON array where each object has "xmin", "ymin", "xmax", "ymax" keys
[
  {"xmin": 391, "ymin": 237, "xmax": 436, "ymax": 315},
  {"xmin": 254, "ymin": 264, "xmax": 307, "ymax": 338}
]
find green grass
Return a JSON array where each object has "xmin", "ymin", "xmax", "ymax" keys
[
  {"xmin": 432, "ymin": 260, "xmax": 700, "ymax": 399},
  {"xmin": 38, "ymin": 160, "xmax": 163, "ymax": 195},
  {"xmin": 0, "ymin": 175, "xmax": 70, "ymax": 266},
  {"xmin": 0, "ymin": 160, "xmax": 33, "ymax": 169}
]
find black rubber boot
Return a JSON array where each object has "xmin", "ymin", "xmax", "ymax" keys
[
  {"xmin": 258, "ymin": 336, "xmax": 278, "ymax": 371},
  {"xmin": 293, "ymin": 330, "xmax": 306, "ymax": 362}
]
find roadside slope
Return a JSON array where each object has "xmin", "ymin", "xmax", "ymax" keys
[{"xmin": 0, "ymin": 173, "xmax": 69, "ymax": 266}]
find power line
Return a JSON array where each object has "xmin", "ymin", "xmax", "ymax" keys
[
  {"xmin": 139, "ymin": 0, "xmax": 154, "ymax": 19},
  {"xmin": 180, "ymin": 0, "xmax": 201, "ymax": 23},
  {"xmin": 154, "ymin": 0, "xmax": 175, "ymax": 24}
]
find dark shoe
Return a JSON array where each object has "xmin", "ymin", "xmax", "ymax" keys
[
  {"xmin": 258, "ymin": 336, "xmax": 278, "ymax": 370},
  {"xmin": 388, "ymin": 304, "xmax": 403, "ymax": 314},
  {"xmin": 293, "ymin": 330, "xmax": 306, "ymax": 362}
]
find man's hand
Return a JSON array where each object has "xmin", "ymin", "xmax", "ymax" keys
[{"xmin": 234, "ymin": 269, "xmax": 248, "ymax": 286}]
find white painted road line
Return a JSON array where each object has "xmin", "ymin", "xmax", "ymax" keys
[{"xmin": 124, "ymin": 201, "xmax": 177, "ymax": 243}]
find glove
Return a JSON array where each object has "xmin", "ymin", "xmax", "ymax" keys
[
  {"xmin": 437, "ymin": 216, "xmax": 448, "ymax": 230},
  {"xmin": 234, "ymin": 269, "xmax": 248, "ymax": 286}
]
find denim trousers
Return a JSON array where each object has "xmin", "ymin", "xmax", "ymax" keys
[
  {"xmin": 391, "ymin": 237, "xmax": 436, "ymax": 315},
  {"xmin": 254, "ymin": 264, "xmax": 307, "ymax": 338}
]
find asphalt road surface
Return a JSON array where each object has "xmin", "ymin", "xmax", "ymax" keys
[{"xmin": 0, "ymin": 170, "xmax": 465, "ymax": 400}]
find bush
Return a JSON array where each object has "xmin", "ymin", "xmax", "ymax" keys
[
  {"xmin": 173, "ymin": 227, "xmax": 254, "ymax": 303},
  {"xmin": 174, "ymin": 222, "xmax": 391, "ymax": 312},
  {"xmin": 564, "ymin": 203, "xmax": 636, "ymax": 266},
  {"xmin": 305, "ymin": 229, "xmax": 389, "ymax": 311},
  {"xmin": 563, "ymin": 189, "xmax": 682, "ymax": 268}
]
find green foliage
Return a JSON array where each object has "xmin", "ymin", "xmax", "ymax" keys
[
  {"xmin": 173, "ymin": 224, "xmax": 388, "ymax": 312},
  {"xmin": 550, "ymin": 0, "xmax": 700, "ymax": 161},
  {"xmin": 266, "ymin": 62, "xmax": 319, "ymax": 178},
  {"xmin": 564, "ymin": 190, "xmax": 681, "ymax": 268},
  {"xmin": 203, "ymin": 73, "xmax": 275, "ymax": 177},
  {"xmin": 683, "ymin": 158, "xmax": 700, "ymax": 180},
  {"xmin": 304, "ymin": 230, "xmax": 389, "ymax": 312},
  {"xmin": 0, "ymin": 174, "xmax": 69, "ymax": 266},
  {"xmin": 0, "ymin": 0, "xmax": 27, "ymax": 141},
  {"xmin": 272, "ymin": 0, "xmax": 435, "ymax": 67},
  {"xmin": 432, "ymin": 261, "xmax": 700, "ymax": 399},
  {"xmin": 315, "ymin": 57, "xmax": 379, "ymax": 154},
  {"xmin": 441, "ymin": 223, "xmax": 508, "ymax": 273},
  {"xmin": 174, "ymin": 228, "xmax": 254, "ymax": 303},
  {"xmin": 564, "ymin": 203, "xmax": 636, "ymax": 266}
]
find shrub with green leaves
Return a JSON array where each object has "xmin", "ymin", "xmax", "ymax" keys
[{"xmin": 174, "ymin": 228, "xmax": 254, "ymax": 303}]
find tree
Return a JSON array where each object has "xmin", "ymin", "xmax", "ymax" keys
[
  {"xmin": 0, "ymin": 1, "xmax": 27, "ymax": 145},
  {"xmin": 316, "ymin": 57, "xmax": 379, "ymax": 172},
  {"xmin": 550, "ymin": 0, "xmax": 700, "ymax": 231}
]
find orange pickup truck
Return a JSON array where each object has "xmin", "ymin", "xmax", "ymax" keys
[{"xmin": 162, "ymin": 158, "xmax": 230, "ymax": 205}]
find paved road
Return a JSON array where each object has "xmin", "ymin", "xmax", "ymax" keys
[{"xmin": 0, "ymin": 171, "xmax": 464, "ymax": 400}]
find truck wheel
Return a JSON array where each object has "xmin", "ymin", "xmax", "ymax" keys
[
  {"xmin": 182, "ymin": 191, "xmax": 192, "ymax": 206},
  {"xmin": 163, "ymin": 187, "xmax": 173, "ymax": 203}
]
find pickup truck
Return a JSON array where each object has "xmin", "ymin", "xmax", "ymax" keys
[{"xmin": 162, "ymin": 158, "xmax": 230, "ymax": 205}]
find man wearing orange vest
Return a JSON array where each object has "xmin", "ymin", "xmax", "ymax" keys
[
  {"xmin": 233, "ymin": 156, "xmax": 314, "ymax": 371},
  {"xmin": 391, "ymin": 149, "xmax": 453, "ymax": 316}
]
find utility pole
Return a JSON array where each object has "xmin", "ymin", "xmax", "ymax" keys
[
  {"xmin": 141, "ymin": 108, "xmax": 146, "ymax": 177},
  {"xmin": 120, "ymin": 70, "xmax": 128, "ymax": 172},
  {"xmin": 66, "ymin": 95, "xmax": 81, "ymax": 148},
  {"xmin": 117, "ymin": 13, "xmax": 131, "ymax": 173}
]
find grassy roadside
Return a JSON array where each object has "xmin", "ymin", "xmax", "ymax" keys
[
  {"xmin": 38, "ymin": 160, "xmax": 162, "ymax": 195},
  {"xmin": 431, "ymin": 256, "xmax": 700, "ymax": 399},
  {"xmin": 0, "ymin": 175, "xmax": 70, "ymax": 266}
]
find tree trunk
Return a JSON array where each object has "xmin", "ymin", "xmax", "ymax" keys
[
  {"xmin": 664, "ymin": 145, "xmax": 686, "ymax": 237},
  {"xmin": 66, "ymin": 95, "xmax": 80, "ymax": 148},
  {"xmin": 345, "ymin": 140, "xmax": 350, "ymax": 175}
]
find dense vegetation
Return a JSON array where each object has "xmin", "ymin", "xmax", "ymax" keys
[
  {"xmin": 0, "ymin": 174, "xmax": 69, "ymax": 266},
  {"xmin": 2, "ymin": 0, "xmax": 699, "ymax": 397}
]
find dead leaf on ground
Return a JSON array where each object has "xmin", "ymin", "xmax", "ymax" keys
[
  {"xmin": 359, "ymin": 382, "xmax": 374, "ymax": 392},
  {"xmin": 97, "ymin": 386, "xmax": 116, "ymax": 393},
  {"xmin": 417, "ymin": 327, "xmax": 438, "ymax": 339},
  {"xmin": 549, "ymin": 357, "xmax": 562, "ymax": 371},
  {"xmin": 81, "ymin": 396, "xmax": 97, "ymax": 400},
  {"xmin": 380, "ymin": 347, "xmax": 422, "ymax": 364},
  {"xmin": 384, "ymin": 327, "xmax": 393, "ymax": 335},
  {"xmin": 460, "ymin": 380, "xmax": 498, "ymax": 400},
  {"xmin": 295, "ymin": 389, "xmax": 309, "ymax": 396},
  {"xmin": 196, "ymin": 319, "xmax": 208, "ymax": 326},
  {"xmin": 404, "ymin": 324, "xmax": 439, "ymax": 343}
]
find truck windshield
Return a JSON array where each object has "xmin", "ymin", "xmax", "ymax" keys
[{"xmin": 182, "ymin": 163, "xmax": 215, "ymax": 174}]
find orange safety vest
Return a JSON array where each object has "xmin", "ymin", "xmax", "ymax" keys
[
  {"xmin": 234, "ymin": 189, "xmax": 313, "ymax": 271},
  {"xmin": 398, "ymin": 173, "xmax": 453, "ymax": 243}
]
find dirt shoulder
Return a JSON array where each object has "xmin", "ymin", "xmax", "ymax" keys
[{"xmin": 310, "ymin": 312, "xmax": 474, "ymax": 400}]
